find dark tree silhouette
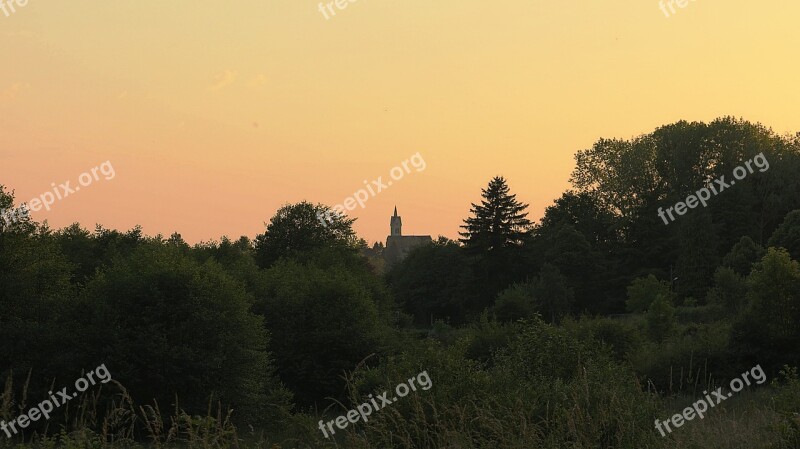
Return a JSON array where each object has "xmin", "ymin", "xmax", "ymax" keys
[
  {"xmin": 459, "ymin": 176, "xmax": 531, "ymax": 251},
  {"xmin": 254, "ymin": 201, "xmax": 356, "ymax": 268}
]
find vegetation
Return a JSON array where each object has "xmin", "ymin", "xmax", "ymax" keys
[{"xmin": 2, "ymin": 117, "xmax": 800, "ymax": 448}]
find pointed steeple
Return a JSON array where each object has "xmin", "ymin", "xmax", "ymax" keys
[{"xmin": 390, "ymin": 207, "xmax": 402, "ymax": 236}]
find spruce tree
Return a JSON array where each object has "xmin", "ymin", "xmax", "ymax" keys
[{"xmin": 459, "ymin": 176, "xmax": 531, "ymax": 251}]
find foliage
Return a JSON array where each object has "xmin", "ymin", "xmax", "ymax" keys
[
  {"xmin": 253, "ymin": 256, "xmax": 389, "ymax": 408},
  {"xmin": 705, "ymin": 266, "xmax": 748, "ymax": 313},
  {"xmin": 492, "ymin": 282, "xmax": 536, "ymax": 323},
  {"xmin": 0, "ymin": 188, "xmax": 75, "ymax": 389},
  {"xmin": 459, "ymin": 176, "xmax": 531, "ymax": 251},
  {"xmin": 768, "ymin": 210, "xmax": 800, "ymax": 261},
  {"xmin": 253, "ymin": 201, "xmax": 357, "ymax": 269},
  {"xmin": 723, "ymin": 236, "xmax": 765, "ymax": 276},
  {"xmin": 532, "ymin": 263, "xmax": 574, "ymax": 323},
  {"xmin": 338, "ymin": 318, "xmax": 666, "ymax": 449},
  {"xmin": 387, "ymin": 238, "xmax": 473, "ymax": 325},
  {"xmin": 628, "ymin": 320, "xmax": 734, "ymax": 395},
  {"xmin": 4, "ymin": 118, "xmax": 800, "ymax": 446},
  {"xmin": 463, "ymin": 314, "xmax": 520, "ymax": 365},
  {"xmin": 770, "ymin": 366, "xmax": 800, "ymax": 449},
  {"xmin": 562, "ymin": 316, "xmax": 645, "ymax": 362},
  {"xmin": 78, "ymin": 243, "xmax": 292, "ymax": 428},
  {"xmin": 647, "ymin": 294, "xmax": 676, "ymax": 342},
  {"xmin": 626, "ymin": 274, "xmax": 674, "ymax": 313},
  {"xmin": 731, "ymin": 248, "xmax": 800, "ymax": 372}
]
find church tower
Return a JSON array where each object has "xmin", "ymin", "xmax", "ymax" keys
[
  {"xmin": 385, "ymin": 206, "xmax": 432, "ymax": 266},
  {"xmin": 390, "ymin": 206, "xmax": 402, "ymax": 236}
]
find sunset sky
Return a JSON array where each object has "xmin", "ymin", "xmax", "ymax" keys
[{"xmin": 1, "ymin": 0, "xmax": 799, "ymax": 244}]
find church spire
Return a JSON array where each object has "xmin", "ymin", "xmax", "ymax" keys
[{"xmin": 390, "ymin": 207, "xmax": 402, "ymax": 236}]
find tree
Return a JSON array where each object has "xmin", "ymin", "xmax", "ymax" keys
[
  {"xmin": 768, "ymin": 210, "xmax": 800, "ymax": 261},
  {"xmin": 625, "ymin": 274, "xmax": 673, "ymax": 313},
  {"xmin": 192, "ymin": 235, "xmax": 264, "ymax": 295},
  {"xmin": 0, "ymin": 185, "xmax": 35, "ymax": 234},
  {"xmin": 705, "ymin": 266, "xmax": 747, "ymax": 313},
  {"xmin": 459, "ymin": 176, "xmax": 531, "ymax": 251},
  {"xmin": 458, "ymin": 177, "xmax": 532, "ymax": 306},
  {"xmin": 78, "ymin": 243, "xmax": 292, "ymax": 427},
  {"xmin": 674, "ymin": 210, "xmax": 719, "ymax": 298},
  {"xmin": 54, "ymin": 224, "xmax": 147, "ymax": 285},
  {"xmin": 387, "ymin": 239, "xmax": 473, "ymax": 325},
  {"xmin": 254, "ymin": 201, "xmax": 357, "ymax": 268},
  {"xmin": 359, "ymin": 240, "xmax": 386, "ymax": 273},
  {"xmin": 493, "ymin": 282, "xmax": 536, "ymax": 323},
  {"xmin": 731, "ymin": 248, "xmax": 800, "ymax": 370},
  {"xmin": 744, "ymin": 248, "xmax": 800, "ymax": 341},
  {"xmin": 568, "ymin": 118, "xmax": 793, "ymax": 301},
  {"xmin": 723, "ymin": 236, "xmax": 766, "ymax": 276},
  {"xmin": 254, "ymin": 258, "xmax": 388, "ymax": 407},
  {"xmin": 537, "ymin": 191, "xmax": 617, "ymax": 247},
  {"xmin": 533, "ymin": 263, "xmax": 574, "ymax": 323},
  {"xmin": 492, "ymin": 264, "xmax": 573, "ymax": 324},
  {"xmin": 534, "ymin": 192, "xmax": 620, "ymax": 313},
  {"xmin": 538, "ymin": 224, "xmax": 600, "ymax": 313},
  {"xmin": 646, "ymin": 295, "xmax": 675, "ymax": 342},
  {"xmin": 0, "ymin": 187, "xmax": 75, "ymax": 391}
]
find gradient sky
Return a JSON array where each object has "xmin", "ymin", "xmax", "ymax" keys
[{"xmin": 1, "ymin": 0, "xmax": 799, "ymax": 244}]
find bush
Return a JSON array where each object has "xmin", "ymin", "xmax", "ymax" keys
[
  {"xmin": 628, "ymin": 320, "xmax": 734, "ymax": 395},
  {"xmin": 78, "ymin": 243, "xmax": 291, "ymax": 428},
  {"xmin": 562, "ymin": 316, "xmax": 645, "ymax": 362},
  {"xmin": 771, "ymin": 366, "xmax": 800, "ymax": 449},
  {"xmin": 626, "ymin": 274, "xmax": 674, "ymax": 313},
  {"xmin": 705, "ymin": 266, "xmax": 748, "ymax": 313},
  {"xmin": 338, "ymin": 318, "xmax": 667, "ymax": 449},
  {"xmin": 723, "ymin": 236, "xmax": 765, "ymax": 276},
  {"xmin": 730, "ymin": 248, "xmax": 800, "ymax": 372},
  {"xmin": 492, "ymin": 282, "xmax": 536, "ymax": 322},
  {"xmin": 768, "ymin": 210, "xmax": 800, "ymax": 261},
  {"xmin": 254, "ymin": 257, "xmax": 389, "ymax": 407},
  {"xmin": 675, "ymin": 303, "xmax": 727, "ymax": 324},
  {"xmin": 647, "ymin": 295, "xmax": 676, "ymax": 342},
  {"xmin": 464, "ymin": 315, "xmax": 522, "ymax": 366}
]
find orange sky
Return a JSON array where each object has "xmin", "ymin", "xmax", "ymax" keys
[{"xmin": 1, "ymin": 0, "xmax": 799, "ymax": 244}]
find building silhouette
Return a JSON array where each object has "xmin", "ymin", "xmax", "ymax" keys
[{"xmin": 384, "ymin": 207, "xmax": 432, "ymax": 265}]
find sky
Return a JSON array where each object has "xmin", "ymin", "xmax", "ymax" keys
[{"xmin": 1, "ymin": 0, "xmax": 799, "ymax": 244}]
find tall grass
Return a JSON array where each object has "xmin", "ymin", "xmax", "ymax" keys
[
  {"xmin": 1, "ymin": 361, "xmax": 795, "ymax": 449},
  {"xmin": 0, "ymin": 371, "xmax": 241, "ymax": 449}
]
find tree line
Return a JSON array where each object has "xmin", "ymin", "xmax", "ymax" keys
[{"xmin": 1, "ymin": 116, "xmax": 799, "ymax": 447}]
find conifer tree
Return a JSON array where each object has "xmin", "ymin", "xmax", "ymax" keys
[{"xmin": 459, "ymin": 176, "xmax": 531, "ymax": 251}]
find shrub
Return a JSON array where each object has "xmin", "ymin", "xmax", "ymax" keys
[
  {"xmin": 647, "ymin": 295, "xmax": 676, "ymax": 342},
  {"xmin": 723, "ymin": 235, "xmax": 765, "ymax": 276},
  {"xmin": 771, "ymin": 366, "xmax": 800, "ymax": 449},
  {"xmin": 338, "ymin": 318, "xmax": 667, "ymax": 449},
  {"xmin": 254, "ymin": 257, "xmax": 388, "ymax": 407},
  {"xmin": 731, "ymin": 248, "xmax": 800, "ymax": 372},
  {"xmin": 563, "ymin": 316, "xmax": 645, "ymax": 362},
  {"xmin": 705, "ymin": 266, "xmax": 748, "ymax": 313},
  {"xmin": 626, "ymin": 274, "xmax": 674, "ymax": 313},
  {"xmin": 78, "ymin": 244, "xmax": 292, "ymax": 428},
  {"xmin": 492, "ymin": 282, "xmax": 536, "ymax": 322}
]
